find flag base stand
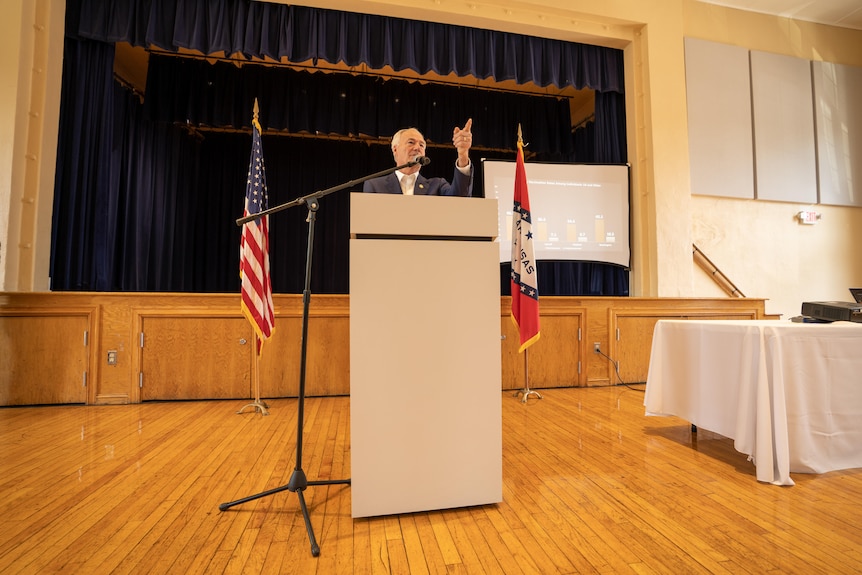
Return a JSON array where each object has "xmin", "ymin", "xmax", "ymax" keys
[
  {"xmin": 236, "ymin": 401, "xmax": 269, "ymax": 415},
  {"xmin": 237, "ymin": 338, "xmax": 269, "ymax": 415},
  {"xmin": 514, "ymin": 348, "xmax": 542, "ymax": 404},
  {"xmin": 515, "ymin": 388, "xmax": 543, "ymax": 403}
]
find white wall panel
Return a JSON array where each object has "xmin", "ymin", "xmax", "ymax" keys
[
  {"xmin": 750, "ymin": 50, "xmax": 817, "ymax": 203},
  {"xmin": 684, "ymin": 37, "xmax": 754, "ymax": 199},
  {"xmin": 813, "ymin": 61, "xmax": 862, "ymax": 207}
]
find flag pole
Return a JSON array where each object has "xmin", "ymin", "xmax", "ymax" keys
[
  {"xmin": 237, "ymin": 334, "xmax": 269, "ymax": 415},
  {"xmin": 511, "ymin": 124, "xmax": 542, "ymax": 403},
  {"xmin": 238, "ymin": 97, "xmax": 274, "ymax": 415},
  {"xmin": 516, "ymin": 348, "xmax": 542, "ymax": 403}
]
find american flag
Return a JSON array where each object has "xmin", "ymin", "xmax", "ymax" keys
[
  {"xmin": 240, "ymin": 114, "xmax": 275, "ymax": 354},
  {"xmin": 510, "ymin": 131, "xmax": 540, "ymax": 352}
]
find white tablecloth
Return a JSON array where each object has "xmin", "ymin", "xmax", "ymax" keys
[{"xmin": 644, "ymin": 319, "xmax": 862, "ymax": 485}]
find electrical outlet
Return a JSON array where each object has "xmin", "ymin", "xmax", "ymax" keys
[
  {"xmin": 593, "ymin": 342, "xmax": 601, "ymax": 353},
  {"xmin": 107, "ymin": 350, "xmax": 118, "ymax": 365}
]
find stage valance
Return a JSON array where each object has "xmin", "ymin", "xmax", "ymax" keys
[{"xmin": 70, "ymin": 0, "xmax": 624, "ymax": 94}]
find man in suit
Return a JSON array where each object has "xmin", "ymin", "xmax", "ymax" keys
[{"xmin": 363, "ymin": 119, "xmax": 474, "ymax": 196}]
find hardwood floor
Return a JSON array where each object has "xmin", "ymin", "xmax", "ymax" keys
[{"xmin": 2, "ymin": 386, "xmax": 862, "ymax": 574}]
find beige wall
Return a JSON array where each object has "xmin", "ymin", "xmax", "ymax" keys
[
  {"xmin": 0, "ymin": 0, "xmax": 26, "ymax": 291},
  {"xmin": 0, "ymin": 0, "xmax": 63, "ymax": 292},
  {"xmin": 683, "ymin": 2, "xmax": 862, "ymax": 318},
  {"xmin": 1, "ymin": 0, "xmax": 860, "ymax": 317}
]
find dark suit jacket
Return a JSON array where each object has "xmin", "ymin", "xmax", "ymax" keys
[{"xmin": 362, "ymin": 165, "xmax": 474, "ymax": 196}]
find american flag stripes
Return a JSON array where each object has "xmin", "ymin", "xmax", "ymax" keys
[
  {"xmin": 510, "ymin": 130, "xmax": 540, "ymax": 352},
  {"xmin": 240, "ymin": 112, "xmax": 275, "ymax": 354}
]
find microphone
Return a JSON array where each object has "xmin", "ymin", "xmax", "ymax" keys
[{"xmin": 412, "ymin": 156, "xmax": 431, "ymax": 166}]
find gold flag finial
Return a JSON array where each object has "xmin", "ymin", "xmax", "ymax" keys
[
  {"xmin": 252, "ymin": 98, "xmax": 261, "ymax": 132},
  {"xmin": 517, "ymin": 124, "xmax": 528, "ymax": 151}
]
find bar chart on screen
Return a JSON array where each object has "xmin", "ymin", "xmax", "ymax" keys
[{"xmin": 484, "ymin": 160, "xmax": 631, "ymax": 267}]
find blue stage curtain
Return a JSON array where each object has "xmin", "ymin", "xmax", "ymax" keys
[
  {"xmin": 573, "ymin": 122, "xmax": 596, "ymax": 163},
  {"xmin": 50, "ymin": 38, "xmax": 118, "ymax": 290},
  {"xmin": 142, "ymin": 54, "xmax": 575, "ymax": 155},
  {"xmin": 595, "ymin": 90, "xmax": 628, "ymax": 164},
  {"xmin": 73, "ymin": 0, "xmax": 624, "ymax": 94},
  {"xmin": 54, "ymin": 0, "xmax": 629, "ymax": 295},
  {"xmin": 51, "ymin": 38, "xmax": 207, "ymax": 291}
]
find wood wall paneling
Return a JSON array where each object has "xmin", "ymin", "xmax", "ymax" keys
[
  {"xmin": 526, "ymin": 311, "xmax": 583, "ymax": 388},
  {"xmin": 500, "ymin": 308, "xmax": 585, "ymax": 390},
  {"xmin": 259, "ymin": 314, "xmax": 351, "ymax": 398},
  {"xmin": 0, "ymin": 309, "xmax": 94, "ymax": 405},
  {"xmin": 499, "ymin": 316, "xmax": 523, "ymax": 390},
  {"xmin": 610, "ymin": 307, "xmax": 762, "ymax": 385},
  {"xmin": 138, "ymin": 315, "xmax": 252, "ymax": 401},
  {"xmin": 0, "ymin": 293, "xmax": 772, "ymax": 404}
]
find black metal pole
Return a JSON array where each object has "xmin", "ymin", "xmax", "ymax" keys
[
  {"xmin": 236, "ymin": 158, "xmax": 424, "ymax": 226},
  {"xmin": 287, "ymin": 197, "xmax": 319, "ymax": 555}
]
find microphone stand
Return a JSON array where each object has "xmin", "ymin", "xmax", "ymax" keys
[
  {"xmin": 220, "ymin": 157, "xmax": 425, "ymax": 558},
  {"xmin": 234, "ymin": 157, "xmax": 427, "ymax": 226}
]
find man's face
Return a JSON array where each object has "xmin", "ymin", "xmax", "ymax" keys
[{"xmin": 393, "ymin": 129, "xmax": 426, "ymax": 170}]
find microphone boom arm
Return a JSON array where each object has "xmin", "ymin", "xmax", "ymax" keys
[{"xmin": 237, "ymin": 158, "xmax": 425, "ymax": 226}]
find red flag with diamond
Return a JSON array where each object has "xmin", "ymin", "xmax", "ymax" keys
[{"xmin": 510, "ymin": 133, "xmax": 540, "ymax": 352}]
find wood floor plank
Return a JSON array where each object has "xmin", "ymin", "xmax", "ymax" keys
[
  {"xmin": 410, "ymin": 512, "xmax": 449, "ymax": 574},
  {"xmin": 496, "ymin": 527, "xmax": 545, "ymax": 574},
  {"xmin": 368, "ymin": 516, "xmax": 392, "ymax": 574},
  {"xmin": 351, "ymin": 517, "xmax": 373, "ymax": 575},
  {"xmin": 385, "ymin": 539, "xmax": 410, "ymax": 574},
  {"xmin": 397, "ymin": 514, "xmax": 431, "ymax": 575},
  {"xmin": 427, "ymin": 509, "xmax": 461, "ymax": 567},
  {"xmin": 3, "ymin": 389, "xmax": 862, "ymax": 574},
  {"xmin": 467, "ymin": 506, "xmax": 526, "ymax": 574},
  {"xmin": 329, "ymin": 484, "xmax": 356, "ymax": 574},
  {"xmin": 441, "ymin": 508, "xmax": 489, "ymax": 573}
]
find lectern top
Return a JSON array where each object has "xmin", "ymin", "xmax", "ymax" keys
[{"xmin": 350, "ymin": 193, "xmax": 498, "ymax": 240}]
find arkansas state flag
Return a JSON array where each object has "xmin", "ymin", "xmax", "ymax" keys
[{"xmin": 510, "ymin": 134, "xmax": 540, "ymax": 352}]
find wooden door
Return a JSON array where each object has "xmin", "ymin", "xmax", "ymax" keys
[
  {"xmin": 140, "ymin": 317, "xmax": 252, "ymax": 400},
  {"xmin": 614, "ymin": 315, "xmax": 663, "ymax": 384},
  {"xmin": 613, "ymin": 311, "xmax": 761, "ymax": 384},
  {"xmin": 502, "ymin": 313, "xmax": 582, "ymax": 389},
  {"xmin": 527, "ymin": 314, "xmax": 582, "ymax": 388},
  {"xmin": 500, "ymin": 316, "xmax": 522, "ymax": 390},
  {"xmin": 0, "ymin": 314, "xmax": 89, "ymax": 405},
  {"xmin": 259, "ymin": 315, "xmax": 350, "ymax": 398}
]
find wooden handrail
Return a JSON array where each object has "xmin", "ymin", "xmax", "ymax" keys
[{"xmin": 692, "ymin": 243, "xmax": 745, "ymax": 298}]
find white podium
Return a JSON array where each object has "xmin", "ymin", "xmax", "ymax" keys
[{"xmin": 349, "ymin": 193, "xmax": 502, "ymax": 518}]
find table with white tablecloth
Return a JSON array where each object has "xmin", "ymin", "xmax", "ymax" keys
[{"xmin": 644, "ymin": 319, "xmax": 862, "ymax": 485}]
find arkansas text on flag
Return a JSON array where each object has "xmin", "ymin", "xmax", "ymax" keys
[{"xmin": 510, "ymin": 136, "xmax": 540, "ymax": 352}]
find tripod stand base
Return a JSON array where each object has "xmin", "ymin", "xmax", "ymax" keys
[
  {"xmin": 218, "ymin": 469, "xmax": 350, "ymax": 558},
  {"xmin": 514, "ymin": 388, "xmax": 543, "ymax": 403},
  {"xmin": 236, "ymin": 401, "xmax": 269, "ymax": 415}
]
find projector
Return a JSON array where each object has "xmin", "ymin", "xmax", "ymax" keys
[{"xmin": 800, "ymin": 301, "xmax": 862, "ymax": 323}]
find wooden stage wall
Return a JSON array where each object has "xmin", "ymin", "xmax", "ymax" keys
[{"xmin": 0, "ymin": 293, "xmax": 772, "ymax": 406}]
